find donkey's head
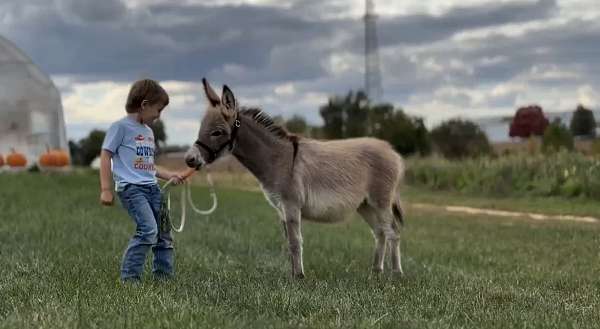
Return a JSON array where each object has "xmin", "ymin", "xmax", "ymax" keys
[{"xmin": 185, "ymin": 78, "xmax": 240, "ymax": 169}]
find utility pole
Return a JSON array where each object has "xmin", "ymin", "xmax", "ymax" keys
[
  {"xmin": 364, "ymin": 0, "xmax": 383, "ymax": 136},
  {"xmin": 364, "ymin": 0, "xmax": 383, "ymax": 105}
]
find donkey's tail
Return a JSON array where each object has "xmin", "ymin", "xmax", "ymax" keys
[
  {"xmin": 392, "ymin": 201, "xmax": 404, "ymax": 226},
  {"xmin": 392, "ymin": 155, "xmax": 405, "ymax": 228},
  {"xmin": 392, "ymin": 186, "xmax": 404, "ymax": 228}
]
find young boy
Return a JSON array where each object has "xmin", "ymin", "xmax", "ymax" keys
[{"xmin": 99, "ymin": 79, "xmax": 185, "ymax": 282}]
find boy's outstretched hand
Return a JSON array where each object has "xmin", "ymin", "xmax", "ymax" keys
[
  {"xmin": 100, "ymin": 190, "xmax": 114, "ymax": 206},
  {"xmin": 169, "ymin": 173, "xmax": 185, "ymax": 185}
]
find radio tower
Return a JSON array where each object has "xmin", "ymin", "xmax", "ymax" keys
[{"xmin": 364, "ymin": 0, "xmax": 383, "ymax": 104}]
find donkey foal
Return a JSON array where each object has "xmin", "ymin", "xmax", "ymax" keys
[{"xmin": 185, "ymin": 78, "xmax": 406, "ymax": 278}]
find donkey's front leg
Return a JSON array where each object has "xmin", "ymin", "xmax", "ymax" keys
[{"xmin": 283, "ymin": 203, "xmax": 304, "ymax": 278}]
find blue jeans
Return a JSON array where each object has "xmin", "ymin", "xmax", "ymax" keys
[{"xmin": 117, "ymin": 183, "xmax": 173, "ymax": 281}]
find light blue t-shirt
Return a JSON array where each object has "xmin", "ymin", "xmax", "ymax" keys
[{"xmin": 102, "ymin": 115, "xmax": 157, "ymax": 191}]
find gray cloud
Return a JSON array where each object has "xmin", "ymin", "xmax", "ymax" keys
[
  {"xmin": 1, "ymin": 0, "xmax": 561, "ymax": 85},
  {"xmin": 366, "ymin": 11, "xmax": 600, "ymax": 115},
  {"xmin": 414, "ymin": 19, "xmax": 600, "ymax": 89},
  {"xmin": 2, "ymin": 0, "xmax": 600, "ymax": 144},
  {"xmin": 341, "ymin": 0, "xmax": 559, "ymax": 50},
  {"xmin": 57, "ymin": 0, "xmax": 128, "ymax": 23},
  {"xmin": 2, "ymin": 2, "xmax": 344, "ymax": 84}
]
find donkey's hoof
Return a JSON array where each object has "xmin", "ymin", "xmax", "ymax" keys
[
  {"xmin": 392, "ymin": 270, "xmax": 404, "ymax": 277},
  {"xmin": 372, "ymin": 267, "xmax": 384, "ymax": 274}
]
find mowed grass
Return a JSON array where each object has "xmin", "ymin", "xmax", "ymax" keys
[{"xmin": 1, "ymin": 172, "xmax": 600, "ymax": 328}]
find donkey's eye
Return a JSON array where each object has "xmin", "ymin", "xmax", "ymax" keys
[{"xmin": 210, "ymin": 130, "xmax": 224, "ymax": 137}]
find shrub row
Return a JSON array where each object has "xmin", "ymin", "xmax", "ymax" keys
[{"xmin": 405, "ymin": 151, "xmax": 600, "ymax": 199}]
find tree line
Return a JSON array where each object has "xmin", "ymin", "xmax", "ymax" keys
[{"xmin": 69, "ymin": 92, "xmax": 598, "ymax": 165}]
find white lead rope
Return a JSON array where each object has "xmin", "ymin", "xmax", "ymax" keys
[
  {"xmin": 161, "ymin": 172, "xmax": 218, "ymax": 233},
  {"xmin": 186, "ymin": 173, "xmax": 218, "ymax": 215}
]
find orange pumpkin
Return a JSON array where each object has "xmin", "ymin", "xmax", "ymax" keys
[
  {"xmin": 39, "ymin": 148, "xmax": 56, "ymax": 167},
  {"xmin": 52, "ymin": 149, "xmax": 70, "ymax": 166},
  {"xmin": 39, "ymin": 147, "xmax": 70, "ymax": 167},
  {"xmin": 0, "ymin": 153, "xmax": 4, "ymax": 167},
  {"xmin": 7, "ymin": 149, "xmax": 27, "ymax": 167}
]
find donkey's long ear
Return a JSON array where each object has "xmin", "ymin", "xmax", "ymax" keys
[
  {"xmin": 202, "ymin": 78, "xmax": 220, "ymax": 107},
  {"xmin": 221, "ymin": 85, "xmax": 237, "ymax": 118}
]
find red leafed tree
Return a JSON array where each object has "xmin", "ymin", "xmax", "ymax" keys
[{"xmin": 509, "ymin": 105, "xmax": 549, "ymax": 138}]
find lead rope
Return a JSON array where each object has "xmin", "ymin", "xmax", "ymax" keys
[
  {"xmin": 186, "ymin": 173, "xmax": 218, "ymax": 215},
  {"xmin": 161, "ymin": 172, "xmax": 218, "ymax": 233}
]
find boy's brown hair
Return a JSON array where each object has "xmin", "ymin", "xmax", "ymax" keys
[{"xmin": 125, "ymin": 79, "xmax": 169, "ymax": 113}]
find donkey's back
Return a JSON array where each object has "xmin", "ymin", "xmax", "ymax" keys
[{"xmin": 294, "ymin": 137, "xmax": 404, "ymax": 223}]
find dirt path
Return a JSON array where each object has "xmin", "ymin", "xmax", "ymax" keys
[
  {"xmin": 411, "ymin": 203, "xmax": 599, "ymax": 223},
  {"xmin": 191, "ymin": 181, "xmax": 599, "ymax": 224}
]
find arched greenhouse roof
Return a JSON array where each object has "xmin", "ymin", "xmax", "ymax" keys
[{"xmin": 0, "ymin": 35, "xmax": 67, "ymax": 164}]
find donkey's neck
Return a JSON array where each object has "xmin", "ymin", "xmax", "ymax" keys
[{"xmin": 232, "ymin": 115, "xmax": 293, "ymax": 187}]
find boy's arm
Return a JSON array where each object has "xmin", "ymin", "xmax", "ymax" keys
[
  {"xmin": 155, "ymin": 166, "xmax": 183, "ymax": 184},
  {"xmin": 156, "ymin": 166, "xmax": 195, "ymax": 184},
  {"xmin": 99, "ymin": 150, "xmax": 114, "ymax": 206},
  {"xmin": 155, "ymin": 166, "xmax": 173, "ymax": 181}
]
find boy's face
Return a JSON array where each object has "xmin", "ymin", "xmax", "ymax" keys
[{"xmin": 140, "ymin": 101, "xmax": 166, "ymax": 124}]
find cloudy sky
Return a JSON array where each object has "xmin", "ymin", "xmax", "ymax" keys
[{"xmin": 2, "ymin": 0, "xmax": 600, "ymax": 145}]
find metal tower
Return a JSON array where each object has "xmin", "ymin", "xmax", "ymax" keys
[{"xmin": 364, "ymin": 0, "xmax": 383, "ymax": 104}]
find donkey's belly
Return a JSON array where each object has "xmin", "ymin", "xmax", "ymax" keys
[
  {"xmin": 260, "ymin": 185, "xmax": 362, "ymax": 223},
  {"xmin": 301, "ymin": 208, "xmax": 351, "ymax": 223},
  {"xmin": 302, "ymin": 189, "xmax": 362, "ymax": 223}
]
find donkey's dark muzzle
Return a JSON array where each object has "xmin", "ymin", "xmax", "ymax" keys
[
  {"xmin": 184, "ymin": 151, "xmax": 204, "ymax": 170},
  {"xmin": 185, "ymin": 157, "xmax": 196, "ymax": 168}
]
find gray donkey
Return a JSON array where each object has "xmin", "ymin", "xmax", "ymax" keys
[{"xmin": 185, "ymin": 79, "xmax": 406, "ymax": 278}]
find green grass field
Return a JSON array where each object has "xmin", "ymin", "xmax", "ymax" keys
[{"xmin": 1, "ymin": 172, "xmax": 600, "ymax": 328}]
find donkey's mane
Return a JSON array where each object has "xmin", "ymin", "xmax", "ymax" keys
[{"xmin": 239, "ymin": 107, "xmax": 295, "ymax": 141}]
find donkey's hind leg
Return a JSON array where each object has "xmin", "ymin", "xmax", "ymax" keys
[
  {"xmin": 381, "ymin": 207, "xmax": 403, "ymax": 275},
  {"xmin": 388, "ymin": 210, "xmax": 403, "ymax": 275},
  {"xmin": 358, "ymin": 203, "xmax": 387, "ymax": 273}
]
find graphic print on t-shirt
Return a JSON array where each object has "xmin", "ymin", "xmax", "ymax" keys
[{"xmin": 133, "ymin": 134, "xmax": 155, "ymax": 171}]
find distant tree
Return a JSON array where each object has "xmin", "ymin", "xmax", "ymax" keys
[
  {"xmin": 569, "ymin": 104, "xmax": 596, "ymax": 138},
  {"xmin": 68, "ymin": 140, "xmax": 83, "ymax": 166},
  {"xmin": 319, "ymin": 97, "xmax": 345, "ymax": 139},
  {"xmin": 369, "ymin": 103, "xmax": 394, "ymax": 137},
  {"xmin": 431, "ymin": 119, "xmax": 491, "ymax": 159},
  {"xmin": 319, "ymin": 92, "xmax": 430, "ymax": 155},
  {"xmin": 160, "ymin": 145, "xmax": 190, "ymax": 153},
  {"xmin": 413, "ymin": 118, "xmax": 432, "ymax": 156},
  {"xmin": 149, "ymin": 119, "xmax": 167, "ymax": 152},
  {"xmin": 79, "ymin": 129, "xmax": 106, "ymax": 166},
  {"xmin": 308, "ymin": 126, "xmax": 325, "ymax": 139},
  {"xmin": 371, "ymin": 104, "xmax": 431, "ymax": 156},
  {"xmin": 285, "ymin": 115, "xmax": 308, "ymax": 135},
  {"xmin": 509, "ymin": 105, "xmax": 549, "ymax": 138},
  {"xmin": 344, "ymin": 91, "xmax": 369, "ymax": 137},
  {"xmin": 543, "ymin": 118, "xmax": 574, "ymax": 153},
  {"xmin": 271, "ymin": 115, "xmax": 285, "ymax": 126},
  {"xmin": 319, "ymin": 90, "xmax": 369, "ymax": 139}
]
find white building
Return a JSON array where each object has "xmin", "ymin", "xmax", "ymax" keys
[{"xmin": 0, "ymin": 35, "xmax": 67, "ymax": 165}]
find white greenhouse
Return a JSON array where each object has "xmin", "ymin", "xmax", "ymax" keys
[{"xmin": 0, "ymin": 35, "xmax": 67, "ymax": 165}]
